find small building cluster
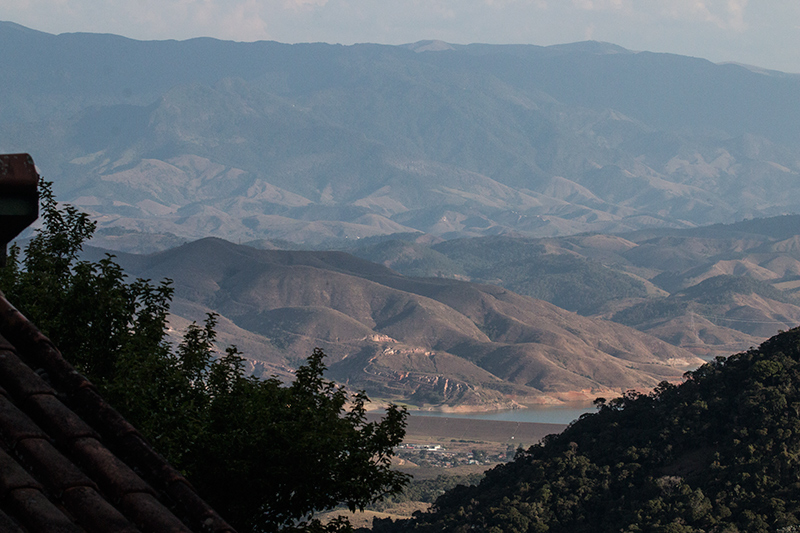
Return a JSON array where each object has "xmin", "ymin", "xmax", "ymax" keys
[{"xmin": 395, "ymin": 442, "xmax": 515, "ymax": 468}]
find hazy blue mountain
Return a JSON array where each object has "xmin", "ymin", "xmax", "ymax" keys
[{"xmin": 2, "ymin": 22, "xmax": 800, "ymax": 247}]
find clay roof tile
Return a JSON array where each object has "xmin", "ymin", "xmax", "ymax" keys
[
  {"xmin": 61, "ymin": 485, "xmax": 141, "ymax": 533},
  {"xmin": 0, "ymin": 446, "xmax": 43, "ymax": 497},
  {"xmin": 0, "ymin": 292, "xmax": 236, "ymax": 532},
  {"xmin": 23, "ymin": 393, "xmax": 100, "ymax": 443},
  {"xmin": 5, "ymin": 486, "xmax": 85, "ymax": 533}
]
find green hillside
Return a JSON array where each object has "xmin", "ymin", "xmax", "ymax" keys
[
  {"xmin": 678, "ymin": 275, "xmax": 795, "ymax": 305},
  {"xmin": 353, "ymin": 236, "xmax": 649, "ymax": 315},
  {"xmin": 614, "ymin": 275, "xmax": 796, "ymax": 326},
  {"xmin": 376, "ymin": 327, "xmax": 800, "ymax": 532},
  {"xmin": 350, "ymin": 239, "xmax": 466, "ymax": 279}
]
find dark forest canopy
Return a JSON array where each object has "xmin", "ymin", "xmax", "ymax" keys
[{"xmin": 376, "ymin": 326, "xmax": 800, "ymax": 533}]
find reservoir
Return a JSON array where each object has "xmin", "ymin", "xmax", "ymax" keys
[{"xmin": 410, "ymin": 404, "xmax": 595, "ymax": 425}]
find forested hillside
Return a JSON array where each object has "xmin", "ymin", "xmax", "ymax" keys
[{"xmin": 375, "ymin": 327, "xmax": 800, "ymax": 532}]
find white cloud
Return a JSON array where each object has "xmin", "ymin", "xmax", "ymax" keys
[
  {"xmin": 481, "ymin": 0, "xmax": 547, "ymax": 6},
  {"xmin": 282, "ymin": 0, "xmax": 329, "ymax": 11},
  {"xmin": 571, "ymin": 0, "xmax": 624, "ymax": 11},
  {"xmin": 656, "ymin": 0, "xmax": 749, "ymax": 30},
  {"xmin": 726, "ymin": 0, "xmax": 748, "ymax": 30},
  {"xmin": 219, "ymin": 0, "xmax": 269, "ymax": 40},
  {"xmin": 565, "ymin": 0, "xmax": 747, "ymax": 29}
]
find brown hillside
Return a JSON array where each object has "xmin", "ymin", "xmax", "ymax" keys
[{"xmin": 117, "ymin": 238, "xmax": 702, "ymax": 408}]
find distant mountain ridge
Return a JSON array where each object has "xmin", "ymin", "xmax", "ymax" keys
[
  {"xmin": 2, "ymin": 21, "xmax": 800, "ymax": 247},
  {"xmin": 94, "ymin": 237, "xmax": 701, "ymax": 409},
  {"xmin": 348, "ymin": 215, "xmax": 800, "ymax": 359}
]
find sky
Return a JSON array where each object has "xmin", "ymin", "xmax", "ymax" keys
[{"xmin": 4, "ymin": 0, "xmax": 800, "ymax": 73}]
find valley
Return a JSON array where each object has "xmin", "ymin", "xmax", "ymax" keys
[
  {"xmin": 80, "ymin": 212, "xmax": 800, "ymax": 411},
  {"xmin": 4, "ymin": 24, "xmax": 799, "ymax": 411},
  {"xmin": 3, "ymin": 16, "xmax": 800, "ymax": 532}
]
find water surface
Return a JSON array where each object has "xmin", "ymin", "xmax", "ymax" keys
[{"xmin": 411, "ymin": 404, "xmax": 595, "ymax": 425}]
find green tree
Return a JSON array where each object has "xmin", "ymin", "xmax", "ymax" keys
[
  {"xmin": 381, "ymin": 325, "xmax": 800, "ymax": 532},
  {"xmin": 0, "ymin": 180, "xmax": 410, "ymax": 532}
]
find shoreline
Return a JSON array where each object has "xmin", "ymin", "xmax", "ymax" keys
[{"xmin": 367, "ymin": 412, "xmax": 568, "ymax": 446}]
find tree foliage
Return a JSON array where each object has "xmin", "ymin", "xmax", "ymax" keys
[
  {"xmin": 379, "ymin": 326, "xmax": 800, "ymax": 532},
  {"xmin": 0, "ymin": 180, "xmax": 409, "ymax": 532}
]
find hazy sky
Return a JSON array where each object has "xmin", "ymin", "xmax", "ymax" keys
[{"xmin": 5, "ymin": 1, "xmax": 800, "ymax": 73}]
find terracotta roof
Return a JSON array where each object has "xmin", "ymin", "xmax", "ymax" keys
[{"xmin": 0, "ymin": 290, "xmax": 237, "ymax": 533}]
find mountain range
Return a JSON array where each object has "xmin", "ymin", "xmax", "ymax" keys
[
  {"xmin": 4, "ymin": 21, "xmax": 800, "ymax": 409},
  {"xmin": 2, "ymin": 21, "xmax": 800, "ymax": 249},
  {"xmin": 82, "ymin": 213, "xmax": 800, "ymax": 408},
  {"xmin": 347, "ymin": 215, "xmax": 800, "ymax": 359},
  {"xmin": 88, "ymin": 238, "xmax": 701, "ymax": 410}
]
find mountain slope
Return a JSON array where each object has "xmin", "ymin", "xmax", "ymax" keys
[
  {"xmin": 2, "ymin": 24, "xmax": 800, "ymax": 247},
  {"xmin": 103, "ymin": 238, "xmax": 701, "ymax": 408},
  {"xmin": 350, "ymin": 217, "xmax": 800, "ymax": 359}
]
